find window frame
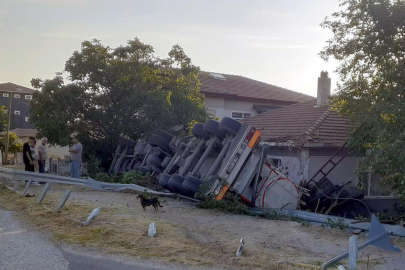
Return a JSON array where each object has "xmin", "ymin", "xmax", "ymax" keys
[
  {"xmin": 25, "ymin": 95, "xmax": 33, "ymax": 100},
  {"xmin": 13, "ymin": 94, "xmax": 20, "ymax": 98},
  {"xmin": 3, "ymin": 93, "xmax": 9, "ymax": 97},
  {"xmin": 266, "ymin": 155, "xmax": 282, "ymax": 169},
  {"xmin": 231, "ymin": 110, "xmax": 253, "ymax": 120},
  {"xmin": 14, "ymin": 110, "xmax": 20, "ymax": 115}
]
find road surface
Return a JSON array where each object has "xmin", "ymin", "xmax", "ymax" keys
[{"xmin": 0, "ymin": 209, "xmax": 163, "ymax": 270}]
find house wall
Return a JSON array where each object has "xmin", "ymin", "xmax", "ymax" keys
[
  {"xmin": 206, "ymin": 96, "xmax": 278, "ymax": 119},
  {"xmin": 308, "ymin": 156, "xmax": 358, "ymax": 187},
  {"xmin": 0, "ymin": 92, "xmax": 35, "ymax": 129},
  {"xmin": 266, "ymin": 146, "xmax": 358, "ymax": 188}
]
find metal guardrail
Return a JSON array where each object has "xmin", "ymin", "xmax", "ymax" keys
[
  {"xmin": 249, "ymin": 208, "xmax": 405, "ymax": 237},
  {"xmin": 0, "ymin": 167, "xmax": 200, "ymax": 226},
  {"xmin": 0, "ymin": 166, "xmax": 200, "ymax": 206}
]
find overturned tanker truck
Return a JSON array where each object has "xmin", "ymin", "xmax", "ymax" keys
[{"xmin": 109, "ymin": 118, "xmax": 303, "ymax": 209}]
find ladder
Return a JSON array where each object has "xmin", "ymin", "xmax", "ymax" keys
[{"xmin": 307, "ymin": 142, "xmax": 348, "ymax": 184}]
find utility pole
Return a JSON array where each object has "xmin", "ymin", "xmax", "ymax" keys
[{"xmin": 4, "ymin": 92, "xmax": 11, "ymax": 165}]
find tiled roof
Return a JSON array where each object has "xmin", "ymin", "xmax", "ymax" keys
[
  {"xmin": 199, "ymin": 72, "xmax": 315, "ymax": 103},
  {"xmin": 0, "ymin": 83, "xmax": 36, "ymax": 94},
  {"xmin": 242, "ymin": 100, "xmax": 350, "ymax": 146},
  {"xmin": 0, "ymin": 129, "xmax": 38, "ymax": 138}
]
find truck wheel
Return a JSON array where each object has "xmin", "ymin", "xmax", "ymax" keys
[
  {"xmin": 148, "ymin": 135, "xmax": 171, "ymax": 153},
  {"xmin": 203, "ymin": 120, "xmax": 225, "ymax": 139},
  {"xmin": 182, "ymin": 175, "xmax": 202, "ymax": 196},
  {"xmin": 153, "ymin": 129, "xmax": 173, "ymax": 143},
  {"xmin": 159, "ymin": 174, "xmax": 171, "ymax": 188},
  {"xmin": 167, "ymin": 174, "xmax": 187, "ymax": 195},
  {"xmin": 192, "ymin": 123, "xmax": 210, "ymax": 140},
  {"xmin": 219, "ymin": 117, "xmax": 241, "ymax": 135}
]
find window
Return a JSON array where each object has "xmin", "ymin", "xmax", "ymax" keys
[
  {"xmin": 14, "ymin": 94, "xmax": 20, "ymax": 98},
  {"xmin": 362, "ymin": 171, "xmax": 391, "ymax": 197},
  {"xmin": 269, "ymin": 158, "xmax": 282, "ymax": 168},
  {"xmin": 25, "ymin": 117, "xmax": 30, "ymax": 122},
  {"xmin": 266, "ymin": 156, "xmax": 282, "ymax": 168},
  {"xmin": 231, "ymin": 111, "xmax": 252, "ymax": 120},
  {"xmin": 3, "ymin": 93, "xmax": 9, "ymax": 97},
  {"xmin": 25, "ymin": 95, "xmax": 33, "ymax": 100},
  {"xmin": 14, "ymin": 111, "xmax": 20, "ymax": 115}
]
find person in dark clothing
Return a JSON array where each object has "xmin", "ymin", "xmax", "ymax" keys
[{"xmin": 23, "ymin": 137, "xmax": 36, "ymax": 172}]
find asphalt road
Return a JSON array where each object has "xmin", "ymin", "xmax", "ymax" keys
[{"xmin": 0, "ymin": 209, "xmax": 162, "ymax": 270}]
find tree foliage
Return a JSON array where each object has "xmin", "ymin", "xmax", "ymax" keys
[
  {"xmin": 321, "ymin": 0, "xmax": 405, "ymax": 197},
  {"xmin": 30, "ymin": 38, "xmax": 207, "ymax": 167},
  {"xmin": 0, "ymin": 105, "xmax": 8, "ymax": 132},
  {"xmin": 0, "ymin": 132, "xmax": 23, "ymax": 154}
]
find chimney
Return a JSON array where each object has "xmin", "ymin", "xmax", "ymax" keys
[{"xmin": 317, "ymin": 71, "xmax": 331, "ymax": 106}]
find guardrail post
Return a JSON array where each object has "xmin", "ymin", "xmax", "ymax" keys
[
  {"xmin": 1, "ymin": 176, "xmax": 3, "ymax": 189},
  {"xmin": 349, "ymin": 236, "xmax": 358, "ymax": 270},
  {"xmin": 83, "ymin": 208, "xmax": 100, "ymax": 226},
  {"xmin": 21, "ymin": 180, "xmax": 32, "ymax": 197},
  {"xmin": 55, "ymin": 190, "xmax": 71, "ymax": 212},
  {"xmin": 36, "ymin": 183, "xmax": 50, "ymax": 205}
]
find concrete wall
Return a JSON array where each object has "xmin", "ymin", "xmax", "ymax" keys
[{"xmin": 266, "ymin": 146, "xmax": 358, "ymax": 188}]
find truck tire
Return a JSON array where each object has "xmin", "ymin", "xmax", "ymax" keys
[
  {"xmin": 203, "ymin": 120, "xmax": 225, "ymax": 139},
  {"xmin": 192, "ymin": 123, "xmax": 210, "ymax": 140},
  {"xmin": 182, "ymin": 175, "xmax": 202, "ymax": 196},
  {"xmin": 148, "ymin": 135, "xmax": 171, "ymax": 153},
  {"xmin": 167, "ymin": 174, "xmax": 187, "ymax": 195},
  {"xmin": 159, "ymin": 174, "xmax": 171, "ymax": 188},
  {"xmin": 219, "ymin": 117, "xmax": 241, "ymax": 135},
  {"xmin": 153, "ymin": 129, "xmax": 173, "ymax": 143}
]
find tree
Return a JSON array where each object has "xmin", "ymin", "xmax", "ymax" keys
[
  {"xmin": 0, "ymin": 105, "xmax": 8, "ymax": 132},
  {"xmin": 30, "ymin": 38, "xmax": 207, "ymax": 167},
  {"xmin": 321, "ymin": 0, "xmax": 405, "ymax": 197},
  {"xmin": 0, "ymin": 132, "xmax": 23, "ymax": 163}
]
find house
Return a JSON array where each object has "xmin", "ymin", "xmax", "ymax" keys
[
  {"xmin": 198, "ymin": 72, "xmax": 315, "ymax": 120},
  {"xmin": 242, "ymin": 72, "xmax": 397, "ymax": 213},
  {"xmin": 0, "ymin": 82, "xmax": 36, "ymax": 129}
]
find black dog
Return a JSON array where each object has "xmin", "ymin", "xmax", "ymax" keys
[{"xmin": 137, "ymin": 195, "xmax": 163, "ymax": 211}]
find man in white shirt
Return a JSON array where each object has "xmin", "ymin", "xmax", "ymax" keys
[
  {"xmin": 37, "ymin": 137, "xmax": 48, "ymax": 173},
  {"xmin": 69, "ymin": 136, "xmax": 83, "ymax": 178}
]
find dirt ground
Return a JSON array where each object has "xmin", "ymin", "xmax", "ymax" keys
[{"xmin": 0, "ymin": 181, "xmax": 404, "ymax": 270}]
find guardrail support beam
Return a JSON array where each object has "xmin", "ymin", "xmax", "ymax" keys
[
  {"xmin": 21, "ymin": 180, "xmax": 32, "ymax": 197},
  {"xmin": 83, "ymin": 208, "xmax": 100, "ymax": 226},
  {"xmin": 36, "ymin": 183, "xmax": 50, "ymax": 205},
  {"xmin": 55, "ymin": 190, "xmax": 71, "ymax": 213}
]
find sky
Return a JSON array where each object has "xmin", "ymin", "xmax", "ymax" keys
[{"xmin": 0, "ymin": 0, "xmax": 342, "ymax": 97}]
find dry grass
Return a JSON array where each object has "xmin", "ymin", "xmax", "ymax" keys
[{"xmin": 0, "ymin": 187, "xmax": 311, "ymax": 269}]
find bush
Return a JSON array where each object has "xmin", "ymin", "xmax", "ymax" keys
[
  {"xmin": 197, "ymin": 192, "xmax": 249, "ymax": 215},
  {"xmin": 93, "ymin": 172, "xmax": 120, "ymax": 183},
  {"xmin": 122, "ymin": 171, "xmax": 161, "ymax": 190},
  {"xmin": 86, "ymin": 155, "xmax": 102, "ymax": 178}
]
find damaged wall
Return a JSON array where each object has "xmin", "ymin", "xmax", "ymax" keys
[{"xmin": 266, "ymin": 146, "xmax": 358, "ymax": 188}]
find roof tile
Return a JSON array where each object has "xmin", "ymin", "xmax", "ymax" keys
[
  {"xmin": 242, "ymin": 100, "xmax": 350, "ymax": 146},
  {"xmin": 199, "ymin": 72, "xmax": 315, "ymax": 103}
]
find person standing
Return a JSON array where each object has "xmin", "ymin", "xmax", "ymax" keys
[
  {"xmin": 69, "ymin": 136, "xmax": 83, "ymax": 178},
  {"xmin": 23, "ymin": 137, "xmax": 36, "ymax": 172},
  {"xmin": 37, "ymin": 137, "xmax": 48, "ymax": 173}
]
